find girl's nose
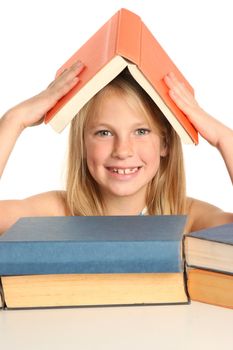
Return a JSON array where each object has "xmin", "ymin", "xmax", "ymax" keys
[{"xmin": 111, "ymin": 137, "xmax": 134, "ymax": 159}]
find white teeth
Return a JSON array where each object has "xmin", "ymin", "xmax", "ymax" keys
[
  {"xmin": 124, "ymin": 168, "xmax": 138, "ymax": 174},
  {"xmin": 111, "ymin": 167, "xmax": 139, "ymax": 174}
]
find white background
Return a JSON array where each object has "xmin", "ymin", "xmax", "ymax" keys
[{"xmin": 0, "ymin": 0, "xmax": 232, "ymax": 212}]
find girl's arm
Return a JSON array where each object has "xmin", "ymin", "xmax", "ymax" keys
[
  {"xmin": 0, "ymin": 60, "xmax": 84, "ymax": 178},
  {"xmin": 164, "ymin": 72, "xmax": 233, "ymax": 183},
  {"xmin": 0, "ymin": 61, "xmax": 84, "ymax": 234},
  {"xmin": 164, "ymin": 72, "xmax": 233, "ymax": 231}
]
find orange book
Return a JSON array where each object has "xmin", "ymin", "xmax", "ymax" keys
[
  {"xmin": 44, "ymin": 8, "xmax": 198, "ymax": 144},
  {"xmin": 1, "ymin": 273, "xmax": 188, "ymax": 309},
  {"xmin": 187, "ymin": 268, "xmax": 233, "ymax": 309}
]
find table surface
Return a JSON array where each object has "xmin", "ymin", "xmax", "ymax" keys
[{"xmin": 1, "ymin": 301, "xmax": 233, "ymax": 350}]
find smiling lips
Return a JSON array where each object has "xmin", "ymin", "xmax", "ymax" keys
[{"xmin": 106, "ymin": 167, "xmax": 142, "ymax": 175}]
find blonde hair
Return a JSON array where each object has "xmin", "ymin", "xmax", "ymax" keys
[{"xmin": 66, "ymin": 70, "xmax": 187, "ymax": 216}]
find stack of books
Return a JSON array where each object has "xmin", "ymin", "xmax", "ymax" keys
[
  {"xmin": 184, "ymin": 223, "xmax": 233, "ymax": 309},
  {"xmin": 0, "ymin": 216, "xmax": 232, "ymax": 310},
  {"xmin": 0, "ymin": 216, "xmax": 188, "ymax": 309}
]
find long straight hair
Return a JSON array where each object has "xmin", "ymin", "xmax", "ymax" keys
[{"xmin": 66, "ymin": 70, "xmax": 187, "ymax": 215}]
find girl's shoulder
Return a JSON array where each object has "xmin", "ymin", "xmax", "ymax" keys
[
  {"xmin": 185, "ymin": 196, "xmax": 233, "ymax": 233},
  {"xmin": 33, "ymin": 193, "xmax": 232, "ymax": 231},
  {"xmin": 34, "ymin": 190, "xmax": 70, "ymax": 216},
  {"xmin": 0, "ymin": 190, "xmax": 70, "ymax": 235}
]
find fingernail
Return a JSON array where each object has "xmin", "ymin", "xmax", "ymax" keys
[
  {"xmin": 61, "ymin": 68, "xmax": 68, "ymax": 74},
  {"xmin": 73, "ymin": 76, "xmax": 80, "ymax": 83},
  {"xmin": 170, "ymin": 90, "xmax": 176, "ymax": 97},
  {"xmin": 73, "ymin": 60, "xmax": 84, "ymax": 68}
]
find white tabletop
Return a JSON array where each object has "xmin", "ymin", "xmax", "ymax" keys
[{"xmin": 0, "ymin": 301, "xmax": 233, "ymax": 350}]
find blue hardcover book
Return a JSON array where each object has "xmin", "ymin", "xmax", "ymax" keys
[
  {"xmin": 185, "ymin": 222, "xmax": 233, "ymax": 274},
  {"xmin": 0, "ymin": 215, "xmax": 186, "ymax": 275},
  {"xmin": 0, "ymin": 216, "xmax": 189, "ymax": 308}
]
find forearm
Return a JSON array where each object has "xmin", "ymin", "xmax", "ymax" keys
[
  {"xmin": 217, "ymin": 125, "xmax": 233, "ymax": 184},
  {"xmin": 0, "ymin": 111, "xmax": 24, "ymax": 179}
]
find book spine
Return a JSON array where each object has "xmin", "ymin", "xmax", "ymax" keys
[
  {"xmin": 0, "ymin": 240, "xmax": 182, "ymax": 275},
  {"xmin": 115, "ymin": 8, "xmax": 141, "ymax": 64},
  {"xmin": 0, "ymin": 278, "xmax": 6, "ymax": 309}
]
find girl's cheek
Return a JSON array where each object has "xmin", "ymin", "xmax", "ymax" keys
[{"xmin": 86, "ymin": 145, "xmax": 108, "ymax": 162}]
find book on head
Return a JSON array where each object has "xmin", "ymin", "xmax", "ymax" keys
[
  {"xmin": 44, "ymin": 8, "xmax": 198, "ymax": 145},
  {"xmin": 0, "ymin": 215, "xmax": 189, "ymax": 309}
]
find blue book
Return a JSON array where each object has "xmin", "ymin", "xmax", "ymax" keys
[
  {"xmin": 0, "ymin": 216, "xmax": 189, "ymax": 308},
  {"xmin": 185, "ymin": 222, "xmax": 233, "ymax": 274},
  {"xmin": 0, "ymin": 215, "xmax": 186, "ymax": 275}
]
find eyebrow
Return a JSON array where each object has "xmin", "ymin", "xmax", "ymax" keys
[{"xmin": 88, "ymin": 122, "xmax": 150, "ymax": 130}]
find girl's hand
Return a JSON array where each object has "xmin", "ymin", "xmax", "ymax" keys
[
  {"xmin": 6, "ymin": 60, "xmax": 85, "ymax": 130},
  {"xmin": 164, "ymin": 72, "xmax": 230, "ymax": 148}
]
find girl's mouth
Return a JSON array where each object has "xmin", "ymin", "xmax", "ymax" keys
[{"xmin": 106, "ymin": 166, "xmax": 142, "ymax": 179}]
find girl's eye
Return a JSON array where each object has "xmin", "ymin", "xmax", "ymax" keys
[
  {"xmin": 135, "ymin": 128, "xmax": 151, "ymax": 136},
  {"xmin": 95, "ymin": 130, "xmax": 112, "ymax": 137}
]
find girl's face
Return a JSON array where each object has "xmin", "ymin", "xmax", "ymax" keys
[{"xmin": 84, "ymin": 93, "xmax": 167, "ymax": 200}]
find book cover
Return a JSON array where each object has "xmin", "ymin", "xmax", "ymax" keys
[
  {"xmin": 184, "ymin": 222, "xmax": 233, "ymax": 274},
  {"xmin": 187, "ymin": 268, "xmax": 233, "ymax": 309},
  {"xmin": 0, "ymin": 215, "xmax": 187, "ymax": 276},
  {"xmin": 44, "ymin": 8, "xmax": 198, "ymax": 144}
]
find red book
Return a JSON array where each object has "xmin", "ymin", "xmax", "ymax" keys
[
  {"xmin": 45, "ymin": 8, "xmax": 198, "ymax": 144},
  {"xmin": 187, "ymin": 268, "xmax": 233, "ymax": 309}
]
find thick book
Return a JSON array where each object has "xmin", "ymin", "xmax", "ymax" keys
[
  {"xmin": 1, "ymin": 273, "xmax": 188, "ymax": 309},
  {"xmin": 187, "ymin": 268, "xmax": 233, "ymax": 309},
  {"xmin": 184, "ymin": 222, "xmax": 233, "ymax": 274},
  {"xmin": 44, "ymin": 8, "xmax": 198, "ymax": 144},
  {"xmin": 0, "ymin": 215, "xmax": 188, "ymax": 309}
]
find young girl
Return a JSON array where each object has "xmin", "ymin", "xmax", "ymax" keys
[{"xmin": 0, "ymin": 60, "xmax": 232, "ymax": 234}]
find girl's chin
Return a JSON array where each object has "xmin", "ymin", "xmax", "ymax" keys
[{"xmin": 100, "ymin": 183, "xmax": 146, "ymax": 198}]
